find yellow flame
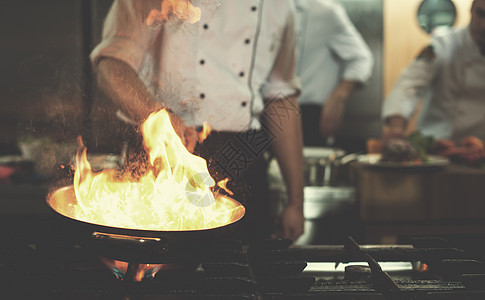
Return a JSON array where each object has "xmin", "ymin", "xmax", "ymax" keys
[
  {"xmin": 73, "ymin": 109, "xmax": 244, "ymax": 231},
  {"xmin": 217, "ymin": 178, "xmax": 234, "ymax": 196},
  {"xmin": 198, "ymin": 122, "xmax": 212, "ymax": 143},
  {"xmin": 146, "ymin": 0, "xmax": 201, "ymax": 26}
]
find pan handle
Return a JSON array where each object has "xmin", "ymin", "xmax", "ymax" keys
[{"xmin": 92, "ymin": 231, "xmax": 169, "ymax": 254}]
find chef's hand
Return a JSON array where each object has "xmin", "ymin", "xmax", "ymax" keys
[
  {"xmin": 168, "ymin": 112, "xmax": 197, "ymax": 153},
  {"xmin": 382, "ymin": 115, "xmax": 406, "ymax": 140},
  {"xmin": 319, "ymin": 95, "xmax": 345, "ymax": 137},
  {"xmin": 280, "ymin": 203, "xmax": 304, "ymax": 242}
]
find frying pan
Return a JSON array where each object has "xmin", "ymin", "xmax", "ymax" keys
[{"xmin": 46, "ymin": 185, "xmax": 245, "ymax": 263}]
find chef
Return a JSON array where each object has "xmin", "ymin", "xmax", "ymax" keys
[
  {"xmin": 90, "ymin": 0, "xmax": 304, "ymax": 242},
  {"xmin": 382, "ymin": 0, "xmax": 485, "ymax": 142},
  {"xmin": 294, "ymin": 0, "xmax": 374, "ymax": 146}
]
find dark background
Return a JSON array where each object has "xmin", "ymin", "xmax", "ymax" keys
[{"xmin": 0, "ymin": 0, "xmax": 115, "ymax": 155}]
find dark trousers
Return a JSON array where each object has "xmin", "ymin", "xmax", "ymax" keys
[
  {"xmin": 194, "ymin": 131, "xmax": 271, "ymax": 242},
  {"xmin": 300, "ymin": 104, "xmax": 327, "ymax": 147}
]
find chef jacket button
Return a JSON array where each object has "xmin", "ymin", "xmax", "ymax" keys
[
  {"xmin": 200, "ymin": 93, "xmax": 205, "ymax": 99},
  {"xmin": 245, "ymin": 39, "xmax": 251, "ymax": 44},
  {"xmin": 200, "ymin": 59, "xmax": 205, "ymax": 65},
  {"xmin": 203, "ymin": 24, "xmax": 209, "ymax": 29},
  {"xmin": 251, "ymin": 6, "xmax": 257, "ymax": 11},
  {"xmin": 241, "ymin": 101, "xmax": 247, "ymax": 107},
  {"xmin": 239, "ymin": 72, "xmax": 245, "ymax": 77}
]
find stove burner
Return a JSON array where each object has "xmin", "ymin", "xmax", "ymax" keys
[
  {"xmin": 344, "ymin": 265, "xmax": 372, "ymax": 281},
  {"xmin": 3, "ymin": 216, "xmax": 485, "ymax": 299},
  {"xmin": 99, "ymin": 257, "xmax": 164, "ymax": 281}
]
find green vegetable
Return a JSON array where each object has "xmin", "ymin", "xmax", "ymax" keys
[{"xmin": 406, "ymin": 131, "xmax": 435, "ymax": 162}]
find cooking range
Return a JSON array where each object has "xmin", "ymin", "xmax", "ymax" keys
[{"xmin": 3, "ymin": 215, "xmax": 485, "ymax": 300}]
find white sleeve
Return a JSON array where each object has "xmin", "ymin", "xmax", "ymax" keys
[
  {"xmin": 261, "ymin": 6, "xmax": 301, "ymax": 100},
  {"xmin": 328, "ymin": 4, "xmax": 374, "ymax": 84},
  {"xmin": 382, "ymin": 47, "xmax": 439, "ymax": 120},
  {"xmin": 90, "ymin": 0, "xmax": 161, "ymax": 72}
]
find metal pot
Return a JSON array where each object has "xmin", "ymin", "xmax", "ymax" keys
[
  {"xmin": 303, "ymin": 147, "xmax": 357, "ymax": 186},
  {"xmin": 295, "ymin": 186, "xmax": 357, "ymax": 245},
  {"xmin": 46, "ymin": 186, "xmax": 245, "ymax": 263}
]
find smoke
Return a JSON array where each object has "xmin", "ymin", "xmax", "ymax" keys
[{"xmin": 16, "ymin": 54, "xmax": 84, "ymax": 143}]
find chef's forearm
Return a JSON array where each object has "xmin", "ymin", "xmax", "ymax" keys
[
  {"xmin": 326, "ymin": 80, "xmax": 359, "ymax": 104},
  {"xmin": 96, "ymin": 57, "xmax": 163, "ymax": 123},
  {"xmin": 267, "ymin": 96, "xmax": 304, "ymax": 207}
]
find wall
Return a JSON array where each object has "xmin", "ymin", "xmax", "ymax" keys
[{"xmin": 0, "ymin": 1, "xmax": 85, "ymax": 153}]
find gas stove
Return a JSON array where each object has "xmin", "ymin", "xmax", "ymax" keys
[{"xmin": 3, "ymin": 216, "xmax": 485, "ymax": 299}]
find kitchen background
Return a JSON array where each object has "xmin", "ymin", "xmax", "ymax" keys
[
  {"xmin": 0, "ymin": 0, "xmax": 481, "ymax": 244},
  {"xmin": 0, "ymin": 0, "xmax": 473, "ymax": 154}
]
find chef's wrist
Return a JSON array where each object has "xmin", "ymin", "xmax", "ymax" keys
[
  {"xmin": 334, "ymin": 80, "xmax": 359, "ymax": 101},
  {"xmin": 285, "ymin": 202, "xmax": 303, "ymax": 213},
  {"xmin": 139, "ymin": 101, "xmax": 167, "ymax": 122},
  {"xmin": 286, "ymin": 195, "xmax": 304, "ymax": 211},
  {"xmin": 328, "ymin": 91, "xmax": 349, "ymax": 104}
]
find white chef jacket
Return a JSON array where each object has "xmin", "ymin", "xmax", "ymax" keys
[
  {"xmin": 90, "ymin": 0, "xmax": 300, "ymax": 132},
  {"xmin": 294, "ymin": 0, "xmax": 373, "ymax": 106},
  {"xmin": 382, "ymin": 26, "xmax": 485, "ymax": 141}
]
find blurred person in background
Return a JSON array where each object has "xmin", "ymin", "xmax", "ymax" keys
[
  {"xmin": 382, "ymin": 0, "xmax": 485, "ymax": 142},
  {"xmin": 294, "ymin": 0, "xmax": 374, "ymax": 147},
  {"xmin": 90, "ymin": 0, "xmax": 304, "ymax": 242}
]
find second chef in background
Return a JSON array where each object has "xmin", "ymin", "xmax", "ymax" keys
[{"xmin": 382, "ymin": 0, "xmax": 485, "ymax": 142}]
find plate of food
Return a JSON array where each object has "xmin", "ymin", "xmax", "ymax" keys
[
  {"xmin": 357, "ymin": 153, "xmax": 449, "ymax": 168},
  {"xmin": 360, "ymin": 133, "xmax": 449, "ymax": 169}
]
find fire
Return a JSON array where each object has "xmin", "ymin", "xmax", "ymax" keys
[
  {"xmin": 146, "ymin": 0, "xmax": 201, "ymax": 26},
  {"xmin": 217, "ymin": 178, "xmax": 234, "ymax": 196},
  {"xmin": 73, "ymin": 109, "xmax": 244, "ymax": 231},
  {"xmin": 415, "ymin": 262, "xmax": 429, "ymax": 272},
  {"xmin": 100, "ymin": 257, "xmax": 198, "ymax": 281},
  {"xmin": 198, "ymin": 122, "xmax": 212, "ymax": 143},
  {"xmin": 100, "ymin": 257, "xmax": 163, "ymax": 281}
]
